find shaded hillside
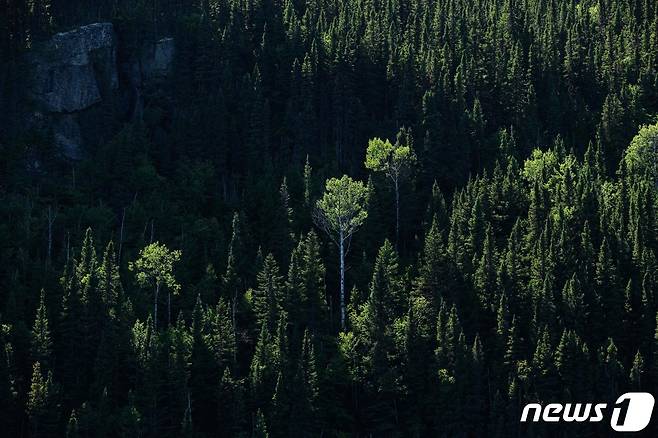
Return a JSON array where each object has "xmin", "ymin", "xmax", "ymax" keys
[{"xmin": 1, "ymin": 0, "xmax": 658, "ymax": 437}]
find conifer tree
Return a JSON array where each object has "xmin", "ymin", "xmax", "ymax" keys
[
  {"xmin": 561, "ymin": 275, "xmax": 586, "ymax": 336},
  {"xmin": 217, "ymin": 368, "xmax": 244, "ymax": 437},
  {"xmin": 66, "ymin": 410, "xmax": 79, "ymax": 438},
  {"xmin": 416, "ymin": 216, "xmax": 451, "ymax": 306},
  {"xmin": 27, "ymin": 362, "xmax": 59, "ymax": 438},
  {"xmin": 630, "ymin": 350, "xmax": 645, "ymax": 391},
  {"xmin": 531, "ymin": 327, "xmax": 557, "ymax": 399},
  {"xmin": 189, "ymin": 296, "xmax": 219, "ymax": 434},
  {"xmin": 5, "ymin": 1, "xmax": 658, "ymax": 436},
  {"xmin": 300, "ymin": 232, "xmax": 328, "ymax": 335},
  {"xmin": 31, "ymin": 289, "xmax": 52, "ymax": 369},
  {"xmin": 253, "ymin": 254, "xmax": 284, "ymax": 333},
  {"xmin": 253, "ymin": 409, "xmax": 269, "ymax": 437},
  {"xmin": 250, "ymin": 324, "xmax": 278, "ymax": 410},
  {"xmin": 97, "ymin": 241, "xmax": 122, "ymax": 311},
  {"xmin": 596, "ymin": 238, "xmax": 622, "ymax": 341}
]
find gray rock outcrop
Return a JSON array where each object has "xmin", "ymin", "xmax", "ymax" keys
[
  {"xmin": 27, "ymin": 22, "xmax": 118, "ymax": 113},
  {"xmin": 25, "ymin": 22, "xmax": 175, "ymax": 160},
  {"xmin": 141, "ymin": 37, "xmax": 175, "ymax": 80}
]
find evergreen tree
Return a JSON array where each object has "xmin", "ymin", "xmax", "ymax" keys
[
  {"xmin": 31, "ymin": 289, "xmax": 52, "ymax": 369},
  {"xmin": 253, "ymin": 254, "xmax": 284, "ymax": 333},
  {"xmin": 27, "ymin": 362, "xmax": 59, "ymax": 437}
]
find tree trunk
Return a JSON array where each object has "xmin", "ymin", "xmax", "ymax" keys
[
  {"xmin": 118, "ymin": 207, "xmax": 126, "ymax": 264},
  {"xmin": 154, "ymin": 282, "xmax": 160, "ymax": 328},
  {"xmin": 168, "ymin": 289, "xmax": 171, "ymax": 327},
  {"xmin": 232, "ymin": 289, "xmax": 237, "ymax": 363},
  {"xmin": 47, "ymin": 205, "xmax": 54, "ymax": 266},
  {"xmin": 339, "ymin": 229, "xmax": 345, "ymax": 330},
  {"xmin": 395, "ymin": 178, "xmax": 400, "ymax": 247}
]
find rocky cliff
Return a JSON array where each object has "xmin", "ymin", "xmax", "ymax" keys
[
  {"xmin": 26, "ymin": 23, "xmax": 174, "ymax": 159},
  {"xmin": 27, "ymin": 23, "xmax": 118, "ymax": 114}
]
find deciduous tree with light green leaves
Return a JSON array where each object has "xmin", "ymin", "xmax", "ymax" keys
[
  {"xmin": 365, "ymin": 128, "xmax": 416, "ymax": 244},
  {"xmin": 314, "ymin": 175, "xmax": 368, "ymax": 330},
  {"xmin": 624, "ymin": 121, "xmax": 658, "ymax": 185},
  {"xmin": 129, "ymin": 242, "xmax": 181, "ymax": 328}
]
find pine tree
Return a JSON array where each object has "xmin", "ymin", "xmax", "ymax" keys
[
  {"xmin": 623, "ymin": 278, "xmax": 642, "ymax": 356},
  {"xmin": 27, "ymin": 362, "xmax": 59, "ymax": 437},
  {"xmin": 253, "ymin": 409, "xmax": 269, "ymax": 437},
  {"xmin": 31, "ymin": 289, "xmax": 52, "ymax": 369},
  {"xmin": 76, "ymin": 228, "xmax": 97, "ymax": 299},
  {"xmin": 368, "ymin": 240, "xmax": 404, "ymax": 324},
  {"xmin": 97, "ymin": 241, "xmax": 122, "ymax": 312},
  {"xmin": 217, "ymin": 368, "xmax": 245, "ymax": 437},
  {"xmin": 253, "ymin": 254, "xmax": 284, "ymax": 333},
  {"xmin": 532, "ymin": 274, "xmax": 557, "ymax": 341},
  {"xmin": 531, "ymin": 327, "xmax": 557, "ymax": 399},
  {"xmin": 416, "ymin": 216, "xmax": 451, "ymax": 307},
  {"xmin": 300, "ymin": 232, "xmax": 328, "ymax": 335},
  {"xmin": 464, "ymin": 334, "xmax": 486, "ymax": 433},
  {"xmin": 66, "ymin": 409, "xmax": 79, "ymax": 438},
  {"xmin": 630, "ymin": 350, "xmax": 645, "ymax": 391},
  {"xmin": 250, "ymin": 324, "xmax": 278, "ymax": 411},
  {"xmin": 58, "ymin": 250, "xmax": 86, "ymax": 404},
  {"xmin": 474, "ymin": 224, "xmax": 497, "ymax": 321},
  {"xmin": 504, "ymin": 315, "xmax": 525, "ymax": 372},
  {"xmin": 561, "ymin": 275, "xmax": 586, "ymax": 336},
  {"xmin": 601, "ymin": 338, "xmax": 624, "ymax": 399},
  {"xmin": 425, "ymin": 181, "xmax": 449, "ymax": 233},
  {"xmin": 189, "ymin": 296, "xmax": 219, "ymax": 435},
  {"xmin": 206, "ymin": 298, "xmax": 236, "ymax": 370},
  {"xmin": 223, "ymin": 212, "xmax": 251, "ymax": 352},
  {"xmin": 271, "ymin": 178, "xmax": 294, "ymax": 264},
  {"xmin": 596, "ymin": 238, "xmax": 622, "ymax": 341},
  {"xmin": 0, "ymin": 322, "xmax": 17, "ymax": 434}
]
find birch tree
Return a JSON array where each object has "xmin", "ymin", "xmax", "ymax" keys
[
  {"xmin": 365, "ymin": 128, "xmax": 416, "ymax": 244},
  {"xmin": 130, "ymin": 242, "xmax": 181, "ymax": 328},
  {"xmin": 314, "ymin": 175, "xmax": 368, "ymax": 330}
]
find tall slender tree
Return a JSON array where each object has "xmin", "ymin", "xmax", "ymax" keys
[
  {"xmin": 365, "ymin": 128, "xmax": 416, "ymax": 244},
  {"xmin": 129, "ymin": 242, "xmax": 182, "ymax": 328},
  {"xmin": 314, "ymin": 175, "xmax": 368, "ymax": 329}
]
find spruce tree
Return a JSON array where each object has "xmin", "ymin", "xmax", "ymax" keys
[
  {"xmin": 27, "ymin": 362, "xmax": 59, "ymax": 438},
  {"xmin": 253, "ymin": 254, "xmax": 284, "ymax": 333},
  {"xmin": 31, "ymin": 290, "xmax": 52, "ymax": 369}
]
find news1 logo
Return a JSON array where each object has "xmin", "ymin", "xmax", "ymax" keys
[{"xmin": 520, "ymin": 392, "xmax": 655, "ymax": 432}]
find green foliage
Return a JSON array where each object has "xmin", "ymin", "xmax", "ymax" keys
[
  {"xmin": 365, "ymin": 135, "xmax": 416, "ymax": 181},
  {"xmin": 624, "ymin": 122, "xmax": 658, "ymax": 181},
  {"xmin": 315, "ymin": 175, "xmax": 368, "ymax": 241},
  {"xmin": 253, "ymin": 254, "xmax": 284, "ymax": 332},
  {"xmin": 27, "ymin": 362, "xmax": 60, "ymax": 437},
  {"xmin": 3, "ymin": 0, "xmax": 658, "ymax": 436},
  {"xmin": 129, "ymin": 242, "xmax": 181, "ymax": 327},
  {"xmin": 130, "ymin": 243, "xmax": 182, "ymax": 295},
  {"xmin": 31, "ymin": 290, "xmax": 52, "ymax": 368}
]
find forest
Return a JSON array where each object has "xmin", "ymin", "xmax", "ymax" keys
[{"xmin": 1, "ymin": 0, "xmax": 658, "ymax": 436}]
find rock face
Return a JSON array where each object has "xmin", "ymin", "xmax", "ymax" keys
[
  {"xmin": 53, "ymin": 114, "xmax": 83, "ymax": 160},
  {"xmin": 141, "ymin": 37, "xmax": 175, "ymax": 80},
  {"xmin": 28, "ymin": 22, "xmax": 118, "ymax": 113},
  {"xmin": 25, "ymin": 22, "xmax": 175, "ymax": 159}
]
